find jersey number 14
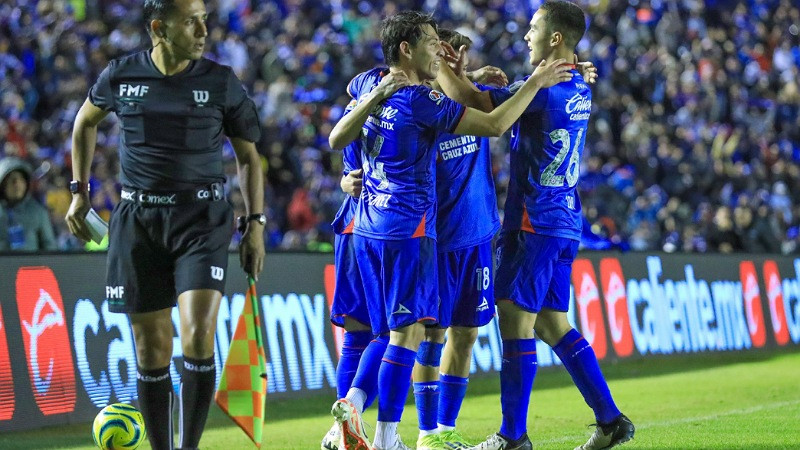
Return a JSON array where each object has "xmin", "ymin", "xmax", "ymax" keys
[{"xmin": 540, "ymin": 127, "xmax": 583, "ymax": 188}]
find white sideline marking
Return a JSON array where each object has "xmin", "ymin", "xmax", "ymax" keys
[{"xmin": 535, "ymin": 399, "xmax": 800, "ymax": 445}]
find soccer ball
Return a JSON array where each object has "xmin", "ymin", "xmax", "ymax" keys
[{"xmin": 92, "ymin": 403, "xmax": 147, "ymax": 450}]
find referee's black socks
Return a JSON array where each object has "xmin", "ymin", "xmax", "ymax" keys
[
  {"xmin": 137, "ymin": 365, "xmax": 175, "ymax": 450},
  {"xmin": 179, "ymin": 355, "xmax": 216, "ymax": 450}
]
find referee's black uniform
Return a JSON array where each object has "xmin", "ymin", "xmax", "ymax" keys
[{"xmin": 88, "ymin": 50, "xmax": 261, "ymax": 313}]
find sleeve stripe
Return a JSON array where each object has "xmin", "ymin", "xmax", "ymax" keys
[{"xmin": 449, "ymin": 105, "xmax": 468, "ymax": 134}]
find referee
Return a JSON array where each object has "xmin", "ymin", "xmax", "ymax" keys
[{"xmin": 65, "ymin": 1, "xmax": 265, "ymax": 449}]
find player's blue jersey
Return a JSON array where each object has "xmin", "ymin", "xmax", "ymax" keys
[
  {"xmin": 434, "ymin": 85, "xmax": 500, "ymax": 251},
  {"xmin": 349, "ymin": 68, "xmax": 466, "ymax": 240},
  {"xmin": 489, "ymin": 69, "xmax": 590, "ymax": 241},
  {"xmin": 331, "ymin": 98, "xmax": 363, "ymax": 235}
]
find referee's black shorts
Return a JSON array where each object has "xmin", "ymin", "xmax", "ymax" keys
[{"xmin": 105, "ymin": 197, "xmax": 233, "ymax": 314}]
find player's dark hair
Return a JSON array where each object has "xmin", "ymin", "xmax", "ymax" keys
[
  {"xmin": 381, "ymin": 11, "xmax": 438, "ymax": 67},
  {"xmin": 438, "ymin": 28, "xmax": 472, "ymax": 51},
  {"xmin": 540, "ymin": 0, "xmax": 587, "ymax": 50},
  {"xmin": 143, "ymin": 0, "xmax": 178, "ymax": 36}
]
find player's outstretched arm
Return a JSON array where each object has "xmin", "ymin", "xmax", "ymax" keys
[
  {"xmin": 453, "ymin": 58, "xmax": 573, "ymax": 137},
  {"xmin": 329, "ymin": 72, "xmax": 410, "ymax": 150},
  {"xmin": 437, "ymin": 44, "xmax": 494, "ymax": 112},
  {"xmin": 231, "ymin": 137, "xmax": 266, "ymax": 279},
  {"xmin": 66, "ymin": 98, "xmax": 108, "ymax": 242}
]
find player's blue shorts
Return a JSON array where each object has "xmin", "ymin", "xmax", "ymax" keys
[
  {"xmin": 353, "ymin": 235, "xmax": 438, "ymax": 335},
  {"xmin": 494, "ymin": 231, "xmax": 579, "ymax": 313},
  {"xmin": 437, "ymin": 239, "xmax": 496, "ymax": 328},
  {"xmin": 331, "ymin": 232, "xmax": 371, "ymax": 328}
]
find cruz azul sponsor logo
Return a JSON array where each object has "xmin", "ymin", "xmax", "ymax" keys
[
  {"xmin": 16, "ymin": 267, "xmax": 76, "ymax": 415},
  {"xmin": 428, "ymin": 89, "xmax": 444, "ymax": 104},
  {"xmin": 571, "ymin": 259, "xmax": 607, "ymax": 359},
  {"xmin": 739, "ymin": 261, "xmax": 766, "ymax": 348},
  {"xmin": 439, "ymin": 135, "xmax": 478, "ymax": 161},
  {"xmin": 0, "ymin": 304, "xmax": 14, "ymax": 420},
  {"xmin": 565, "ymin": 92, "xmax": 591, "ymax": 121},
  {"xmin": 599, "ymin": 258, "xmax": 634, "ymax": 357}
]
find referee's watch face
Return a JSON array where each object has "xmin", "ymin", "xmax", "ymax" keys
[{"xmin": 163, "ymin": 0, "xmax": 208, "ymax": 60}]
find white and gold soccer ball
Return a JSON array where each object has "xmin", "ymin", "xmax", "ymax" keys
[{"xmin": 92, "ymin": 403, "xmax": 147, "ymax": 450}]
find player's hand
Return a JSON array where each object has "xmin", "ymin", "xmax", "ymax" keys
[
  {"xmin": 374, "ymin": 72, "xmax": 410, "ymax": 100},
  {"xmin": 574, "ymin": 54, "xmax": 598, "ymax": 84},
  {"xmin": 440, "ymin": 41, "xmax": 467, "ymax": 77},
  {"xmin": 340, "ymin": 169, "xmax": 363, "ymax": 198},
  {"xmin": 239, "ymin": 225, "xmax": 265, "ymax": 281},
  {"xmin": 65, "ymin": 193, "xmax": 92, "ymax": 242},
  {"xmin": 467, "ymin": 65, "xmax": 508, "ymax": 87},
  {"xmin": 530, "ymin": 58, "xmax": 573, "ymax": 88}
]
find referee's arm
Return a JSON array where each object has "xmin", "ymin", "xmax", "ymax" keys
[
  {"xmin": 66, "ymin": 99, "xmax": 109, "ymax": 242},
  {"xmin": 230, "ymin": 137, "xmax": 265, "ymax": 279}
]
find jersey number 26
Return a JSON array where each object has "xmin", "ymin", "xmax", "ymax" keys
[{"xmin": 540, "ymin": 127, "xmax": 583, "ymax": 188}]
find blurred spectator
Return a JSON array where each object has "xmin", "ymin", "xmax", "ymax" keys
[{"xmin": 0, "ymin": 157, "xmax": 56, "ymax": 251}]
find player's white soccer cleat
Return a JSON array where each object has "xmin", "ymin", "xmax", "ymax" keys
[
  {"xmin": 575, "ymin": 414, "xmax": 635, "ymax": 450},
  {"xmin": 468, "ymin": 433, "xmax": 532, "ymax": 450},
  {"xmin": 321, "ymin": 421, "xmax": 343, "ymax": 450},
  {"xmin": 331, "ymin": 399, "xmax": 372, "ymax": 450},
  {"xmin": 374, "ymin": 435, "xmax": 412, "ymax": 450}
]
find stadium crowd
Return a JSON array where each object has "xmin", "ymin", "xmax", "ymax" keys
[{"xmin": 0, "ymin": 0, "xmax": 798, "ymax": 253}]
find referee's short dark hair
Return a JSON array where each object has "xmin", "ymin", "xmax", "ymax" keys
[
  {"xmin": 381, "ymin": 11, "xmax": 438, "ymax": 67},
  {"xmin": 143, "ymin": 0, "xmax": 178, "ymax": 35},
  {"xmin": 540, "ymin": 0, "xmax": 587, "ymax": 50}
]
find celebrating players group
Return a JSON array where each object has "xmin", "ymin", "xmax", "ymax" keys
[{"xmin": 323, "ymin": 2, "xmax": 634, "ymax": 450}]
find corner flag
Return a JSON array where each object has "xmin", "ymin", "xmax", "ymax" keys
[{"xmin": 215, "ymin": 276, "xmax": 267, "ymax": 447}]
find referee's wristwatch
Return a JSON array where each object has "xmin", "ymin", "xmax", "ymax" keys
[
  {"xmin": 69, "ymin": 180, "xmax": 89, "ymax": 195},
  {"xmin": 244, "ymin": 213, "xmax": 267, "ymax": 225},
  {"xmin": 237, "ymin": 213, "xmax": 267, "ymax": 232}
]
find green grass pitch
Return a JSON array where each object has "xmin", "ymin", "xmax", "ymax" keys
[{"xmin": 2, "ymin": 350, "xmax": 798, "ymax": 449}]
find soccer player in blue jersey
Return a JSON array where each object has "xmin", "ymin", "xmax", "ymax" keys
[
  {"xmin": 327, "ymin": 10, "xmax": 574, "ymax": 450},
  {"xmin": 411, "ymin": 28, "xmax": 505, "ymax": 450},
  {"xmin": 323, "ymin": 74, "xmax": 410, "ymax": 450},
  {"xmin": 436, "ymin": 2, "xmax": 634, "ymax": 450}
]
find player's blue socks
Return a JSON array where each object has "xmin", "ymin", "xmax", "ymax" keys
[
  {"xmin": 553, "ymin": 329, "xmax": 621, "ymax": 424},
  {"xmin": 337, "ymin": 331, "xmax": 373, "ymax": 399},
  {"xmin": 351, "ymin": 335, "xmax": 388, "ymax": 410},
  {"xmin": 378, "ymin": 344, "xmax": 416, "ymax": 422},
  {"xmin": 499, "ymin": 338, "xmax": 538, "ymax": 441},
  {"xmin": 413, "ymin": 341, "xmax": 444, "ymax": 432},
  {"xmin": 438, "ymin": 374, "xmax": 469, "ymax": 428},
  {"xmin": 413, "ymin": 381, "xmax": 439, "ymax": 432}
]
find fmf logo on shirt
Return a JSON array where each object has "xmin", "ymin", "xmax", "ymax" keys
[
  {"xmin": 16, "ymin": 267, "xmax": 76, "ymax": 415},
  {"xmin": 428, "ymin": 89, "xmax": 444, "ymax": 104}
]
